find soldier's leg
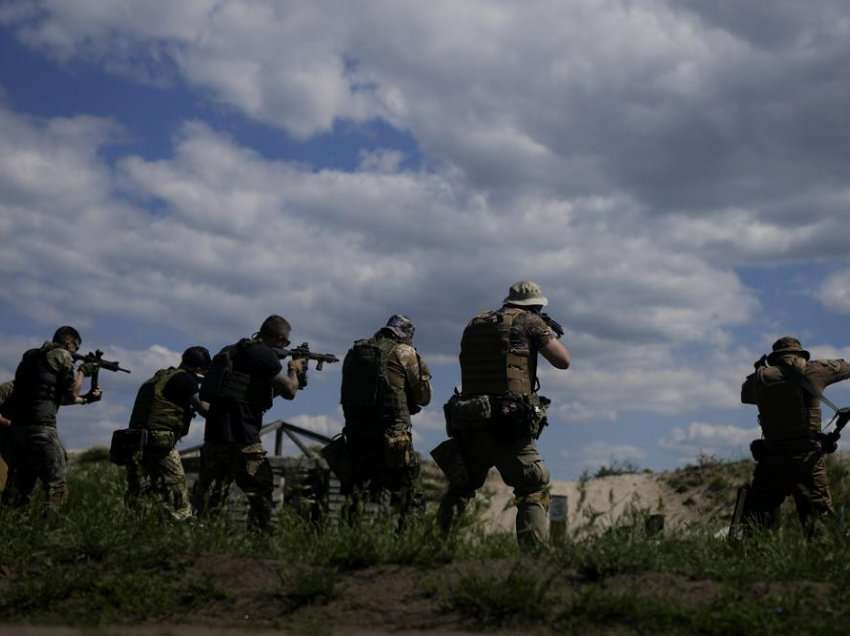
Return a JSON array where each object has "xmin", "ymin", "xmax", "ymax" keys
[
  {"xmin": 124, "ymin": 460, "xmax": 144, "ymax": 510},
  {"xmin": 437, "ymin": 432, "xmax": 491, "ymax": 534},
  {"xmin": 149, "ymin": 449, "xmax": 192, "ymax": 521},
  {"xmin": 495, "ymin": 437, "xmax": 551, "ymax": 550},
  {"xmin": 191, "ymin": 443, "xmax": 228, "ymax": 516},
  {"xmin": 232, "ymin": 442, "xmax": 274, "ymax": 531},
  {"xmin": 742, "ymin": 457, "xmax": 786, "ymax": 534},
  {"xmin": 9, "ymin": 428, "xmax": 38, "ymax": 507},
  {"xmin": 792, "ymin": 452, "xmax": 834, "ymax": 539},
  {"xmin": 30, "ymin": 427, "xmax": 67, "ymax": 516}
]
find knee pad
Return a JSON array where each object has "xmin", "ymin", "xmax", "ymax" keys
[
  {"xmin": 522, "ymin": 461, "xmax": 550, "ymax": 491},
  {"xmin": 516, "ymin": 489, "xmax": 550, "ymax": 511}
]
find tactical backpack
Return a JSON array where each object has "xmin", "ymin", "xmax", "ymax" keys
[
  {"xmin": 340, "ymin": 337, "xmax": 398, "ymax": 422},
  {"xmin": 459, "ymin": 308, "xmax": 534, "ymax": 397},
  {"xmin": 200, "ymin": 339, "xmax": 273, "ymax": 411}
]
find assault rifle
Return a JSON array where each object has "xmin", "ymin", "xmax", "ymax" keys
[
  {"xmin": 540, "ymin": 312, "xmax": 565, "ymax": 338},
  {"xmin": 73, "ymin": 350, "xmax": 131, "ymax": 392},
  {"xmin": 276, "ymin": 342, "xmax": 339, "ymax": 388}
]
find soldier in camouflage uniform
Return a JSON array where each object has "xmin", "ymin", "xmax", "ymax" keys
[
  {"xmin": 741, "ymin": 336, "xmax": 850, "ymax": 537},
  {"xmin": 0, "ymin": 326, "xmax": 102, "ymax": 513},
  {"xmin": 340, "ymin": 314, "xmax": 432, "ymax": 525},
  {"xmin": 191, "ymin": 315, "xmax": 306, "ymax": 531},
  {"xmin": 436, "ymin": 281, "xmax": 570, "ymax": 549},
  {"xmin": 125, "ymin": 346, "xmax": 211, "ymax": 520}
]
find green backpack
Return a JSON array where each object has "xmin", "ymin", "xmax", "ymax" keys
[{"xmin": 340, "ymin": 337, "xmax": 394, "ymax": 420}]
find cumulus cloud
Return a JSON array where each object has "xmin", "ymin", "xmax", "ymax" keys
[
  {"xmin": 817, "ymin": 270, "xmax": 850, "ymax": 315},
  {"xmin": 6, "ymin": 0, "xmax": 850, "ymax": 250},
  {"xmin": 659, "ymin": 421, "xmax": 758, "ymax": 462}
]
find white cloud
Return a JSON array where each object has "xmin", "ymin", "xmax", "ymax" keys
[
  {"xmin": 818, "ymin": 270, "xmax": 850, "ymax": 315},
  {"xmin": 659, "ymin": 421, "xmax": 758, "ymax": 461}
]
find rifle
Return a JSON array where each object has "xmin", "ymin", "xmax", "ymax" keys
[
  {"xmin": 540, "ymin": 312, "xmax": 565, "ymax": 338},
  {"xmin": 276, "ymin": 342, "xmax": 339, "ymax": 387},
  {"xmin": 72, "ymin": 350, "xmax": 131, "ymax": 392}
]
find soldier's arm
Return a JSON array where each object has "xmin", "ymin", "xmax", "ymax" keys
[
  {"xmin": 390, "ymin": 345, "xmax": 432, "ymax": 408},
  {"xmin": 541, "ymin": 339, "xmax": 570, "ymax": 369},
  {"xmin": 190, "ymin": 394, "xmax": 210, "ymax": 418},
  {"xmin": 46, "ymin": 349, "xmax": 86, "ymax": 405},
  {"xmin": 809, "ymin": 359, "xmax": 850, "ymax": 391},
  {"xmin": 273, "ymin": 358, "xmax": 304, "ymax": 400}
]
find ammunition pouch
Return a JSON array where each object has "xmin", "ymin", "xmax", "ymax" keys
[
  {"xmin": 445, "ymin": 394, "xmax": 492, "ymax": 436},
  {"xmin": 492, "ymin": 393, "xmax": 550, "ymax": 442},
  {"xmin": 109, "ymin": 428, "xmax": 147, "ymax": 466},
  {"xmin": 430, "ymin": 438, "xmax": 470, "ymax": 490},
  {"xmin": 384, "ymin": 430, "xmax": 413, "ymax": 469},
  {"xmin": 321, "ymin": 434, "xmax": 354, "ymax": 486}
]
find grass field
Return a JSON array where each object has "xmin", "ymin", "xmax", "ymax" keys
[{"xmin": 2, "ymin": 452, "xmax": 850, "ymax": 634}]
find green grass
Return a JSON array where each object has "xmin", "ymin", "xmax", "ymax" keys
[{"xmin": 4, "ymin": 454, "xmax": 850, "ymax": 632}]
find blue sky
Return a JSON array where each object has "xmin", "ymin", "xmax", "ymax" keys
[{"xmin": 1, "ymin": 1, "xmax": 849, "ymax": 479}]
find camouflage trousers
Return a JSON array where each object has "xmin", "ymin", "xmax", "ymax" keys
[
  {"xmin": 743, "ymin": 447, "xmax": 834, "ymax": 538},
  {"xmin": 5, "ymin": 425, "xmax": 67, "ymax": 513},
  {"xmin": 126, "ymin": 447, "xmax": 192, "ymax": 521},
  {"xmin": 345, "ymin": 430, "xmax": 423, "ymax": 527},
  {"xmin": 438, "ymin": 429, "xmax": 551, "ymax": 550},
  {"xmin": 190, "ymin": 441, "xmax": 274, "ymax": 531}
]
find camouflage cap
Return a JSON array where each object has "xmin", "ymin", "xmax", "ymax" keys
[
  {"xmin": 767, "ymin": 336, "xmax": 810, "ymax": 362},
  {"xmin": 384, "ymin": 314, "xmax": 415, "ymax": 340},
  {"xmin": 503, "ymin": 280, "xmax": 548, "ymax": 307}
]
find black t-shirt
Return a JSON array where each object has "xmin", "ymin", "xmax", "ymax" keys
[
  {"xmin": 203, "ymin": 340, "xmax": 283, "ymax": 444},
  {"xmin": 162, "ymin": 369, "xmax": 200, "ymax": 408}
]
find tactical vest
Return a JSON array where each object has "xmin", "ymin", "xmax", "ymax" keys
[
  {"xmin": 756, "ymin": 367, "xmax": 820, "ymax": 440},
  {"xmin": 200, "ymin": 339, "xmax": 274, "ymax": 412},
  {"xmin": 459, "ymin": 308, "xmax": 535, "ymax": 397},
  {"xmin": 128, "ymin": 367, "xmax": 189, "ymax": 435},
  {"xmin": 9, "ymin": 343, "xmax": 67, "ymax": 426},
  {"xmin": 340, "ymin": 336, "xmax": 409, "ymax": 432}
]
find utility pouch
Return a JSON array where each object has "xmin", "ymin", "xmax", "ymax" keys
[
  {"xmin": 109, "ymin": 428, "xmax": 147, "ymax": 466},
  {"xmin": 145, "ymin": 430, "xmax": 176, "ymax": 452},
  {"xmin": 384, "ymin": 430, "xmax": 413, "ymax": 469},
  {"xmin": 451, "ymin": 395, "xmax": 492, "ymax": 432},
  {"xmin": 321, "ymin": 434, "xmax": 354, "ymax": 485},
  {"xmin": 430, "ymin": 438, "xmax": 470, "ymax": 489}
]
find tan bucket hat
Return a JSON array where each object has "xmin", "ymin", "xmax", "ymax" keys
[{"xmin": 503, "ymin": 280, "xmax": 548, "ymax": 307}]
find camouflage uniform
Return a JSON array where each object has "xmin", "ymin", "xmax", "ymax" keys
[
  {"xmin": 124, "ymin": 367, "xmax": 200, "ymax": 520},
  {"xmin": 341, "ymin": 322, "xmax": 432, "ymax": 522},
  {"xmin": 191, "ymin": 441, "xmax": 273, "ymax": 527},
  {"xmin": 2, "ymin": 343, "xmax": 76, "ymax": 511},
  {"xmin": 438, "ymin": 294, "xmax": 558, "ymax": 549},
  {"xmin": 741, "ymin": 337, "xmax": 850, "ymax": 536}
]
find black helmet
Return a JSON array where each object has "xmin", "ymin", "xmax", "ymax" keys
[{"xmin": 181, "ymin": 346, "xmax": 212, "ymax": 369}]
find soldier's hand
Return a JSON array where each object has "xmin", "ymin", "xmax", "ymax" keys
[
  {"xmin": 83, "ymin": 388, "xmax": 103, "ymax": 404},
  {"xmin": 288, "ymin": 357, "xmax": 307, "ymax": 375},
  {"xmin": 0, "ymin": 415, "xmax": 11, "ymax": 428},
  {"xmin": 417, "ymin": 354, "xmax": 431, "ymax": 380}
]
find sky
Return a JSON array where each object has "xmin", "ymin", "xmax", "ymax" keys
[{"xmin": 1, "ymin": 0, "xmax": 849, "ymax": 479}]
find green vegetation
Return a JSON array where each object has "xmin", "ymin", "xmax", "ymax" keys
[{"xmin": 3, "ymin": 454, "xmax": 850, "ymax": 633}]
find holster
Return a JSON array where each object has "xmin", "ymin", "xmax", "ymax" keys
[
  {"xmin": 430, "ymin": 438, "xmax": 470, "ymax": 489},
  {"xmin": 145, "ymin": 430, "xmax": 176, "ymax": 453},
  {"xmin": 109, "ymin": 428, "xmax": 147, "ymax": 466}
]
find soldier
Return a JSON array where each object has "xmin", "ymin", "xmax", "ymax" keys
[
  {"xmin": 741, "ymin": 336, "xmax": 850, "ymax": 538},
  {"xmin": 435, "ymin": 281, "xmax": 570, "ymax": 549},
  {"xmin": 191, "ymin": 315, "xmax": 305, "ymax": 531},
  {"xmin": 340, "ymin": 314, "xmax": 432, "ymax": 525},
  {"xmin": 0, "ymin": 326, "xmax": 102, "ymax": 513},
  {"xmin": 125, "ymin": 346, "xmax": 211, "ymax": 520}
]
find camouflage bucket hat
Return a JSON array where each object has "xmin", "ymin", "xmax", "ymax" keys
[
  {"xmin": 385, "ymin": 314, "xmax": 415, "ymax": 340},
  {"xmin": 767, "ymin": 336, "xmax": 810, "ymax": 363},
  {"xmin": 503, "ymin": 280, "xmax": 548, "ymax": 307}
]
